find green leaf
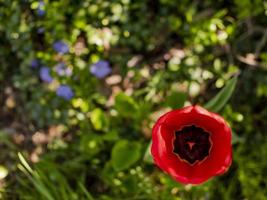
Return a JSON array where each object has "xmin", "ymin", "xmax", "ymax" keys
[
  {"xmin": 165, "ymin": 91, "xmax": 187, "ymax": 109},
  {"xmin": 232, "ymin": 131, "xmax": 245, "ymax": 144},
  {"xmin": 111, "ymin": 140, "xmax": 141, "ymax": 171},
  {"xmin": 143, "ymin": 141, "xmax": 153, "ymax": 164},
  {"xmin": 0, "ymin": 165, "xmax": 8, "ymax": 180},
  {"xmin": 103, "ymin": 130, "xmax": 119, "ymax": 141},
  {"xmin": 114, "ymin": 93, "xmax": 138, "ymax": 117},
  {"xmin": 90, "ymin": 108, "xmax": 108, "ymax": 131},
  {"xmin": 80, "ymin": 135, "xmax": 102, "ymax": 157},
  {"xmin": 204, "ymin": 76, "xmax": 238, "ymax": 112}
]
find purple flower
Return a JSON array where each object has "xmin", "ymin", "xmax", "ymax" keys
[
  {"xmin": 37, "ymin": 27, "xmax": 45, "ymax": 34},
  {"xmin": 55, "ymin": 63, "xmax": 72, "ymax": 76},
  {"xmin": 90, "ymin": 60, "xmax": 111, "ymax": 79},
  {"xmin": 31, "ymin": 59, "xmax": 39, "ymax": 69},
  {"xmin": 53, "ymin": 41, "xmax": 69, "ymax": 54},
  {"xmin": 37, "ymin": 1, "xmax": 45, "ymax": 17},
  {"xmin": 39, "ymin": 67, "xmax": 53, "ymax": 83},
  {"xmin": 56, "ymin": 85, "xmax": 74, "ymax": 100}
]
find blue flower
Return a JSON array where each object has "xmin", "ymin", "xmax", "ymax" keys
[
  {"xmin": 90, "ymin": 60, "xmax": 111, "ymax": 79},
  {"xmin": 37, "ymin": 27, "xmax": 45, "ymax": 34},
  {"xmin": 37, "ymin": 1, "xmax": 45, "ymax": 17},
  {"xmin": 53, "ymin": 41, "xmax": 69, "ymax": 54},
  {"xmin": 31, "ymin": 59, "xmax": 40, "ymax": 69},
  {"xmin": 39, "ymin": 67, "xmax": 53, "ymax": 83},
  {"xmin": 56, "ymin": 85, "xmax": 74, "ymax": 100},
  {"xmin": 55, "ymin": 63, "xmax": 72, "ymax": 76}
]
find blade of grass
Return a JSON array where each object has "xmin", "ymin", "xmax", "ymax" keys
[
  {"xmin": 18, "ymin": 153, "xmax": 55, "ymax": 200},
  {"xmin": 78, "ymin": 182, "xmax": 95, "ymax": 200},
  {"xmin": 204, "ymin": 75, "xmax": 238, "ymax": 112}
]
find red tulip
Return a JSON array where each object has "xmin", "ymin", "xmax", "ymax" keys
[{"xmin": 151, "ymin": 105, "xmax": 232, "ymax": 184}]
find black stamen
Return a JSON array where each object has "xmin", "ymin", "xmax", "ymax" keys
[{"xmin": 173, "ymin": 125, "xmax": 211, "ymax": 165}]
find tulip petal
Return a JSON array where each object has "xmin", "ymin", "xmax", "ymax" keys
[{"xmin": 151, "ymin": 105, "xmax": 232, "ymax": 184}]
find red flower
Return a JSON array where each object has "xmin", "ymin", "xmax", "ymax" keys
[{"xmin": 151, "ymin": 105, "xmax": 232, "ymax": 184}]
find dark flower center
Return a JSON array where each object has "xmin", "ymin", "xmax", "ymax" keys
[{"xmin": 173, "ymin": 125, "xmax": 211, "ymax": 165}]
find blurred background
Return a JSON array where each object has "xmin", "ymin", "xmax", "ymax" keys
[{"xmin": 0, "ymin": 0, "xmax": 267, "ymax": 199}]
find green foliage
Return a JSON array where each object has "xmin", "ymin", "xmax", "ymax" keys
[
  {"xmin": 143, "ymin": 141, "xmax": 153, "ymax": 164},
  {"xmin": 236, "ymin": 136, "xmax": 267, "ymax": 200},
  {"xmin": 91, "ymin": 108, "xmax": 109, "ymax": 131},
  {"xmin": 205, "ymin": 76, "xmax": 238, "ymax": 112},
  {"xmin": 111, "ymin": 140, "xmax": 142, "ymax": 171},
  {"xmin": 165, "ymin": 91, "xmax": 187, "ymax": 109},
  {"xmin": 114, "ymin": 93, "xmax": 139, "ymax": 117},
  {"xmin": 17, "ymin": 153, "xmax": 95, "ymax": 200}
]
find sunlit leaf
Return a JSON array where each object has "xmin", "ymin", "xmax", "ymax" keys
[
  {"xmin": 0, "ymin": 165, "xmax": 8, "ymax": 180},
  {"xmin": 90, "ymin": 108, "xmax": 108, "ymax": 131},
  {"xmin": 205, "ymin": 76, "xmax": 238, "ymax": 112}
]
